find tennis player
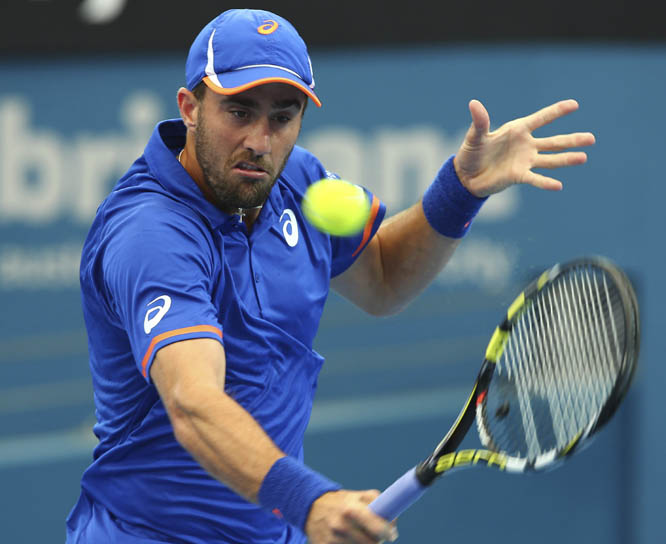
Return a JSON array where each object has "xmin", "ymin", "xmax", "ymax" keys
[{"xmin": 65, "ymin": 8, "xmax": 594, "ymax": 544}]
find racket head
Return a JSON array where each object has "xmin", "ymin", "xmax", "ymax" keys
[{"xmin": 476, "ymin": 256, "xmax": 640, "ymax": 471}]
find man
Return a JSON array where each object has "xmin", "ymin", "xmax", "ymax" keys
[{"xmin": 66, "ymin": 8, "xmax": 594, "ymax": 544}]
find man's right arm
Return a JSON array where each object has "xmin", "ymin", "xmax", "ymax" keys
[
  {"xmin": 151, "ymin": 337, "xmax": 284, "ymax": 501},
  {"xmin": 150, "ymin": 337, "xmax": 396, "ymax": 542}
]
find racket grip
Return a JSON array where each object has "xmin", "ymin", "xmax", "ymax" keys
[{"xmin": 368, "ymin": 467, "xmax": 427, "ymax": 520}]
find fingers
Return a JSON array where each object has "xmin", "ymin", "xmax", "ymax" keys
[
  {"xmin": 356, "ymin": 490, "xmax": 397, "ymax": 542},
  {"xmin": 378, "ymin": 521, "xmax": 399, "ymax": 543},
  {"xmin": 524, "ymin": 99, "xmax": 580, "ymax": 131},
  {"xmin": 356, "ymin": 489, "xmax": 381, "ymax": 505},
  {"xmin": 522, "ymin": 171, "xmax": 563, "ymax": 191},
  {"xmin": 342, "ymin": 521, "xmax": 397, "ymax": 543},
  {"xmin": 306, "ymin": 489, "xmax": 399, "ymax": 544},
  {"xmin": 346, "ymin": 491, "xmax": 397, "ymax": 543},
  {"xmin": 535, "ymin": 151, "xmax": 588, "ymax": 169},
  {"xmin": 465, "ymin": 99, "xmax": 490, "ymax": 145},
  {"xmin": 346, "ymin": 511, "xmax": 398, "ymax": 543},
  {"xmin": 523, "ymin": 150, "xmax": 588, "ymax": 191},
  {"xmin": 536, "ymin": 132, "xmax": 596, "ymax": 151},
  {"xmin": 455, "ymin": 97, "xmax": 593, "ymax": 196}
]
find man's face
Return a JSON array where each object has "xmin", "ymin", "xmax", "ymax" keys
[{"xmin": 193, "ymin": 83, "xmax": 305, "ymax": 214}]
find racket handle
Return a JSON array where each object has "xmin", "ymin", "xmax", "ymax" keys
[{"xmin": 368, "ymin": 467, "xmax": 427, "ymax": 520}]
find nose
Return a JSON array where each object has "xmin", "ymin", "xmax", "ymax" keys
[{"xmin": 244, "ymin": 117, "xmax": 272, "ymax": 156}]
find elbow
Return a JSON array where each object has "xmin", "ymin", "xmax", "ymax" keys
[
  {"xmin": 165, "ymin": 396, "xmax": 196, "ymax": 450},
  {"xmin": 162, "ymin": 383, "xmax": 206, "ymax": 451},
  {"xmin": 358, "ymin": 292, "xmax": 409, "ymax": 317},
  {"xmin": 371, "ymin": 303, "xmax": 408, "ymax": 318},
  {"xmin": 170, "ymin": 413, "xmax": 196, "ymax": 451}
]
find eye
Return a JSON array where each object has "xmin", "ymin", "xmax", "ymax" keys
[
  {"xmin": 272, "ymin": 113, "xmax": 293, "ymax": 124},
  {"xmin": 230, "ymin": 109, "xmax": 249, "ymax": 120}
]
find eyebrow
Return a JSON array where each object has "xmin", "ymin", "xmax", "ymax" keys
[{"xmin": 222, "ymin": 96, "xmax": 303, "ymax": 111}]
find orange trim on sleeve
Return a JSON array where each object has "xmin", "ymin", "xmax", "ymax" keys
[
  {"xmin": 351, "ymin": 195, "xmax": 381, "ymax": 258},
  {"xmin": 141, "ymin": 325, "xmax": 223, "ymax": 378}
]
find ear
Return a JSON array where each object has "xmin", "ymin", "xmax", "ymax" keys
[{"xmin": 177, "ymin": 87, "xmax": 199, "ymax": 130}]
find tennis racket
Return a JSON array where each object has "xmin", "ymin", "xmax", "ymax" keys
[{"xmin": 369, "ymin": 256, "xmax": 640, "ymax": 521}]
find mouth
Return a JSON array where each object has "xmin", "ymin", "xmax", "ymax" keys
[{"xmin": 233, "ymin": 161, "xmax": 269, "ymax": 179}]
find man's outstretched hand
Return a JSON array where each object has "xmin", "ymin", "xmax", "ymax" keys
[{"xmin": 454, "ymin": 99, "xmax": 596, "ymax": 197}]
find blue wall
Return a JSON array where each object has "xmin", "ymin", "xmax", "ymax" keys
[{"xmin": 0, "ymin": 44, "xmax": 663, "ymax": 542}]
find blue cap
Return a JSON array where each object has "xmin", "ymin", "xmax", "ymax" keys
[{"xmin": 185, "ymin": 9, "xmax": 321, "ymax": 107}]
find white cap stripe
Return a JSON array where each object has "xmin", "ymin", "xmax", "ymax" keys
[
  {"xmin": 307, "ymin": 56, "xmax": 316, "ymax": 90},
  {"xmin": 232, "ymin": 64, "xmax": 303, "ymax": 79},
  {"xmin": 205, "ymin": 29, "xmax": 223, "ymax": 87}
]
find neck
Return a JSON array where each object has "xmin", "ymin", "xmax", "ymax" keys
[
  {"xmin": 177, "ymin": 144, "xmax": 206, "ymax": 194},
  {"xmin": 235, "ymin": 205, "xmax": 263, "ymax": 228}
]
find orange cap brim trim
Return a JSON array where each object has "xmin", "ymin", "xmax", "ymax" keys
[{"xmin": 203, "ymin": 76, "xmax": 322, "ymax": 107}]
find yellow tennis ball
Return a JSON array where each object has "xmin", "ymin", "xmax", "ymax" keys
[{"xmin": 302, "ymin": 178, "xmax": 371, "ymax": 236}]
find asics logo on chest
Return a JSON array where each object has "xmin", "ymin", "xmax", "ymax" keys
[
  {"xmin": 280, "ymin": 209, "xmax": 299, "ymax": 247},
  {"xmin": 144, "ymin": 295, "xmax": 172, "ymax": 334}
]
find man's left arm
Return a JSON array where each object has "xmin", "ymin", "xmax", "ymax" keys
[
  {"xmin": 331, "ymin": 202, "xmax": 460, "ymax": 316},
  {"xmin": 332, "ymin": 98, "xmax": 595, "ymax": 316}
]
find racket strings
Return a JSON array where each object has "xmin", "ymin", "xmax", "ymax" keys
[{"xmin": 483, "ymin": 265, "xmax": 626, "ymax": 461}]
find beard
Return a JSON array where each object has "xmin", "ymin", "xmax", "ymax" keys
[{"xmin": 194, "ymin": 113, "xmax": 294, "ymax": 214}]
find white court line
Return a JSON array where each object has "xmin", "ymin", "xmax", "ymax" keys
[
  {"xmin": 308, "ymin": 386, "xmax": 468, "ymax": 432},
  {"xmin": 0, "ymin": 379, "xmax": 91, "ymax": 415},
  {"xmin": 0, "ymin": 329, "xmax": 87, "ymax": 364},
  {"xmin": 0, "ymin": 426, "xmax": 96, "ymax": 469},
  {"xmin": 0, "ymin": 386, "xmax": 468, "ymax": 469}
]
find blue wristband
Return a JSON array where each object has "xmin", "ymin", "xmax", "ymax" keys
[
  {"xmin": 258, "ymin": 456, "xmax": 342, "ymax": 530},
  {"xmin": 422, "ymin": 155, "xmax": 488, "ymax": 238}
]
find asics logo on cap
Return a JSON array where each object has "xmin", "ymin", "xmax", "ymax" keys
[
  {"xmin": 144, "ymin": 295, "xmax": 172, "ymax": 335},
  {"xmin": 257, "ymin": 19, "xmax": 279, "ymax": 35}
]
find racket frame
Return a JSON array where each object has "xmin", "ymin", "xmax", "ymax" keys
[
  {"xmin": 369, "ymin": 256, "xmax": 640, "ymax": 520},
  {"xmin": 416, "ymin": 256, "xmax": 640, "ymax": 484}
]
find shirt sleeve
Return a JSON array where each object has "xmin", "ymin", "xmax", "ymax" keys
[
  {"xmin": 280, "ymin": 147, "xmax": 387, "ymax": 278},
  {"xmin": 329, "ymin": 186, "xmax": 386, "ymax": 277},
  {"xmin": 102, "ymin": 205, "xmax": 223, "ymax": 382}
]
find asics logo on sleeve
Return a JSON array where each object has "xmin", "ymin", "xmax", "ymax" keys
[
  {"xmin": 280, "ymin": 209, "xmax": 299, "ymax": 247},
  {"xmin": 144, "ymin": 295, "xmax": 172, "ymax": 334}
]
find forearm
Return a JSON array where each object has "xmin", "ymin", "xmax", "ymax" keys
[
  {"xmin": 167, "ymin": 383, "xmax": 283, "ymax": 502},
  {"xmin": 152, "ymin": 339, "xmax": 282, "ymax": 501},
  {"xmin": 332, "ymin": 204, "xmax": 460, "ymax": 316},
  {"xmin": 333, "ymin": 156, "xmax": 484, "ymax": 316},
  {"xmin": 171, "ymin": 386, "xmax": 344, "ymax": 531},
  {"xmin": 373, "ymin": 204, "xmax": 461, "ymax": 313},
  {"xmin": 152, "ymin": 339, "xmax": 341, "ymax": 530}
]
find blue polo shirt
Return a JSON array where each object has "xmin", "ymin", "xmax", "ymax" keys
[{"xmin": 67, "ymin": 119, "xmax": 385, "ymax": 543}]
